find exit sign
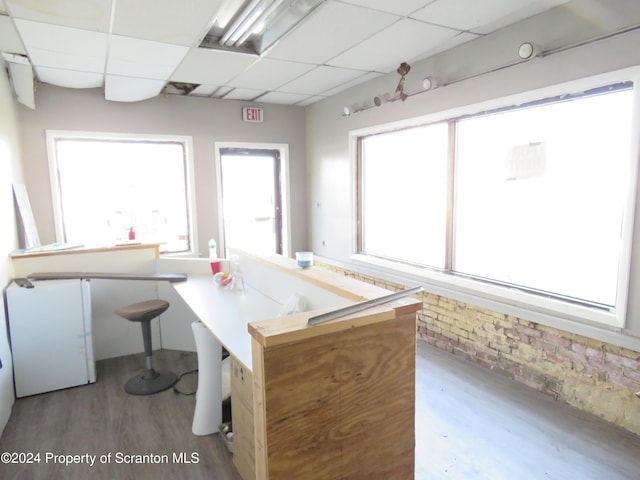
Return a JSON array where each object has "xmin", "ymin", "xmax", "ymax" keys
[{"xmin": 242, "ymin": 106, "xmax": 264, "ymax": 123}]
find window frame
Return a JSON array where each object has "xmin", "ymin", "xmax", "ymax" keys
[
  {"xmin": 352, "ymin": 68, "xmax": 640, "ymax": 332},
  {"xmin": 46, "ymin": 130, "xmax": 198, "ymax": 256}
]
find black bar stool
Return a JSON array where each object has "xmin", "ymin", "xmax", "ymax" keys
[{"xmin": 115, "ymin": 299, "xmax": 177, "ymax": 395}]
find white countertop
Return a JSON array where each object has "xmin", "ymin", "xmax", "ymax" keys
[{"xmin": 172, "ymin": 275, "xmax": 283, "ymax": 370}]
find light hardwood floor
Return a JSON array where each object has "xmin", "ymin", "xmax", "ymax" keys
[
  {"xmin": 0, "ymin": 350, "xmax": 241, "ymax": 480},
  {"xmin": 1, "ymin": 343, "xmax": 639, "ymax": 479},
  {"xmin": 415, "ymin": 342, "xmax": 640, "ymax": 479}
]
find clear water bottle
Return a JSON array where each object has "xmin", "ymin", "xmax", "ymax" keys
[{"xmin": 208, "ymin": 238, "xmax": 217, "ymax": 259}]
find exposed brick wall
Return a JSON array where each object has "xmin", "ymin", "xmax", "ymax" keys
[{"xmin": 318, "ymin": 262, "xmax": 640, "ymax": 436}]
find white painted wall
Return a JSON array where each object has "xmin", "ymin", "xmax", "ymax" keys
[
  {"xmin": 16, "ymin": 85, "xmax": 309, "ymax": 258},
  {"xmin": 0, "ymin": 59, "xmax": 25, "ymax": 434},
  {"xmin": 305, "ymin": 2, "xmax": 640, "ymax": 339}
]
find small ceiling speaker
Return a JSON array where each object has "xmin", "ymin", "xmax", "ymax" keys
[
  {"xmin": 518, "ymin": 42, "xmax": 541, "ymax": 60},
  {"xmin": 422, "ymin": 76, "xmax": 438, "ymax": 90}
]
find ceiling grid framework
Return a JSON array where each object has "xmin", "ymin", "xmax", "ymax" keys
[{"xmin": 0, "ymin": 0, "xmax": 571, "ymax": 107}]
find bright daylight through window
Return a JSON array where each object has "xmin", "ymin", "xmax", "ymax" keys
[
  {"xmin": 358, "ymin": 82, "xmax": 634, "ymax": 316},
  {"xmin": 49, "ymin": 134, "xmax": 192, "ymax": 254}
]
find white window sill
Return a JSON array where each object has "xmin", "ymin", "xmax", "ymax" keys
[{"xmin": 318, "ymin": 253, "xmax": 640, "ymax": 352}]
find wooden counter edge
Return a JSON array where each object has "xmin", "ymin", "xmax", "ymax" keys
[{"xmin": 248, "ymin": 297, "xmax": 422, "ymax": 348}]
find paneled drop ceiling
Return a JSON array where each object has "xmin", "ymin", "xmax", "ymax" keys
[{"xmin": 0, "ymin": 0, "xmax": 570, "ymax": 108}]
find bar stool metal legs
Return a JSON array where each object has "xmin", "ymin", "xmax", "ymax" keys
[{"xmin": 115, "ymin": 299, "xmax": 178, "ymax": 395}]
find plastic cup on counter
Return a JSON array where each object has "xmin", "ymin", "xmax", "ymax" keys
[
  {"xmin": 295, "ymin": 251, "xmax": 313, "ymax": 268},
  {"xmin": 210, "ymin": 260, "xmax": 223, "ymax": 275}
]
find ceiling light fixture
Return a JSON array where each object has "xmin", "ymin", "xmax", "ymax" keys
[
  {"xmin": 219, "ymin": 0, "xmax": 270, "ymax": 47},
  {"xmin": 395, "ymin": 62, "xmax": 411, "ymax": 101},
  {"xmin": 342, "ymin": 102, "xmax": 374, "ymax": 116},
  {"xmin": 344, "ymin": 62, "xmax": 418, "ymax": 116},
  {"xmin": 373, "ymin": 93, "xmax": 391, "ymax": 107},
  {"xmin": 234, "ymin": 0, "xmax": 285, "ymax": 47},
  {"xmin": 209, "ymin": 0, "xmax": 324, "ymax": 54}
]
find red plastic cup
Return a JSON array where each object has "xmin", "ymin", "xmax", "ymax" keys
[{"xmin": 210, "ymin": 260, "xmax": 222, "ymax": 275}]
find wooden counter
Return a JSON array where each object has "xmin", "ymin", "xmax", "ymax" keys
[
  {"xmin": 241, "ymin": 251, "xmax": 422, "ymax": 480},
  {"xmin": 170, "ymin": 250, "xmax": 422, "ymax": 480}
]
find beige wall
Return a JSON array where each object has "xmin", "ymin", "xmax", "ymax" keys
[
  {"xmin": 0, "ymin": 59, "xmax": 24, "ymax": 433},
  {"xmin": 306, "ymin": 3, "xmax": 640, "ymax": 435},
  {"xmin": 306, "ymin": 5, "xmax": 640, "ymax": 338},
  {"xmin": 16, "ymin": 85, "xmax": 308, "ymax": 257}
]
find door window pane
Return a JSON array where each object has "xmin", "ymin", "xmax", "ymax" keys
[{"xmin": 220, "ymin": 151, "xmax": 281, "ymax": 254}]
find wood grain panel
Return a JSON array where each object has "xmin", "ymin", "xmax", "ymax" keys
[
  {"xmin": 255, "ymin": 313, "xmax": 416, "ymax": 479},
  {"xmin": 231, "ymin": 355, "xmax": 256, "ymax": 480}
]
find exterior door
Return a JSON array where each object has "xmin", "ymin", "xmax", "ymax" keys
[{"xmin": 220, "ymin": 148, "xmax": 283, "ymax": 255}]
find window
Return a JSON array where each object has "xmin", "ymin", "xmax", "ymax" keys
[
  {"xmin": 219, "ymin": 148, "xmax": 283, "ymax": 255},
  {"xmin": 47, "ymin": 132, "xmax": 195, "ymax": 254},
  {"xmin": 359, "ymin": 124, "xmax": 449, "ymax": 268},
  {"xmin": 214, "ymin": 142, "xmax": 291, "ymax": 257},
  {"xmin": 358, "ymin": 82, "xmax": 635, "ymax": 323}
]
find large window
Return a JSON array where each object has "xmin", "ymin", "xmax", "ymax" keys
[
  {"xmin": 47, "ymin": 132, "xmax": 195, "ymax": 254},
  {"xmin": 358, "ymin": 82, "xmax": 634, "ymax": 321},
  {"xmin": 359, "ymin": 124, "xmax": 449, "ymax": 268}
]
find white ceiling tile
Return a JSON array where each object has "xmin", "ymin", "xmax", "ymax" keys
[
  {"xmin": 264, "ymin": 1, "xmax": 399, "ymax": 64},
  {"xmin": 15, "ymin": 19, "xmax": 107, "ymax": 72},
  {"xmin": 279, "ymin": 65, "xmax": 370, "ymax": 96},
  {"xmin": 322, "ymin": 71, "xmax": 382, "ymax": 97},
  {"xmin": 411, "ymin": 0, "xmax": 506, "ymax": 30},
  {"xmin": 107, "ymin": 35, "xmax": 188, "ymax": 80},
  {"xmin": 105, "ymin": 75, "xmax": 166, "ymax": 102},
  {"xmin": 415, "ymin": 31, "xmax": 478, "ymax": 61},
  {"xmin": 111, "ymin": 0, "xmax": 223, "ymax": 46},
  {"xmin": 190, "ymin": 84, "xmax": 219, "ymax": 96},
  {"xmin": 487, "ymin": 0, "xmax": 569, "ymax": 34},
  {"xmin": 2, "ymin": 52, "xmax": 28, "ymax": 64},
  {"xmin": 8, "ymin": 61, "xmax": 34, "ymax": 108},
  {"xmin": 171, "ymin": 48, "xmax": 257, "ymax": 85},
  {"xmin": 213, "ymin": 86, "xmax": 234, "ymax": 98},
  {"xmin": 328, "ymin": 18, "xmax": 460, "ymax": 73},
  {"xmin": 0, "ymin": 14, "xmax": 26, "ymax": 54},
  {"xmin": 411, "ymin": 0, "xmax": 569, "ymax": 34},
  {"xmin": 339, "ymin": 0, "xmax": 432, "ymax": 16},
  {"xmin": 3, "ymin": 0, "xmax": 573, "ymax": 104},
  {"xmin": 5, "ymin": 0, "xmax": 112, "ymax": 32},
  {"xmin": 35, "ymin": 66, "xmax": 103, "ymax": 88},
  {"xmin": 223, "ymin": 88, "xmax": 265, "ymax": 101},
  {"xmin": 255, "ymin": 91, "xmax": 310, "ymax": 105},
  {"xmin": 296, "ymin": 95, "xmax": 326, "ymax": 107},
  {"xmin": 228, "ymin": 58, "xmax": 316, "ymax": 91}
]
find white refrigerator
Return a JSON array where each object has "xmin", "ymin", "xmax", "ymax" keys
[{"xmin": 5, "ymin": 278, "xmax": 96, "ymax": 397}]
